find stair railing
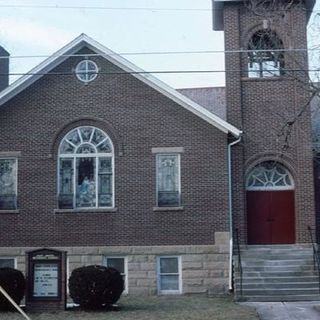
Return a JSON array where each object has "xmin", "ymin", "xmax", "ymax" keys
[
  {"xmin": 234, "ymin": 228, "xmax": 243, "ymax": 297},
  {"xmin": 307, "ymin": 226, "xmax": 320, "ymax": 294}
]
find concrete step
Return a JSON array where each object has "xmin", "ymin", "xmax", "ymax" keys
[
  {"xmin": 236, "ymin": 282, "xmax": 320, "ymax": 289},
  {"xmin": 240, "ymin": 245, "xmax": 313, "ymax": 250},
  {"xmin": 240, "ymin": 265, "xmax": 315, "ymax": 272},
  {"xmin": 239, "ymin": 270, "xmax": 318, "ymax": 277},
  {"xmin": 242, "ymin": 259, "xmax": 314, "ymax": 266},
  {"xmin": 239, "ymin": 288, "xmax": 320, "ymax": 296},
  {"xmin": 236, "ymin": 276, "xmax": 319, "ymax": 284},
  {"xmin": 233, "ymin": 245, "xmax": 320, "ymax": 302},
  {"xmin": 235, "ymin": 294, "xmax": 320, "ymax": 302},
  {"xmin": 239, "ymin": 246, "xmax": 313, "ymax": 253},
  {"xmin": 238, "ymin": 252, "xmax": 313, "ymax": 259}
]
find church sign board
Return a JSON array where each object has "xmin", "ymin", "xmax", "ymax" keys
[
  {"xmin": 26, "ymin": 249, "xmax": 66, "ymax": 311},
  {"xmin": 33, "ymin": 263, "xmax": 59, "ymax": 298}
]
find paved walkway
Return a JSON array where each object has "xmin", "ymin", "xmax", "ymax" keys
[{"xmin": 242, "ymin": 302, "xmax": 320, "ymax": 320}]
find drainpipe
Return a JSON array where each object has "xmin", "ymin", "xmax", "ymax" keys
[{"xmin": 227, "ymin": 135, "xmax": 242, "ymax": 291}]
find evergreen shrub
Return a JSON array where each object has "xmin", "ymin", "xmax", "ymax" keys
[
  {"xmin": 69, "ymin": 265, "xmax": 124, "ymax": 310},
  {"xmin": 0, "ymin": 268, "xmax": 25, "ymax": 311}
]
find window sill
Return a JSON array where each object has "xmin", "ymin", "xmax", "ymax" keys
[
  {"xmin": 153, "ymin": 206, "xmax": 184, "ymax": 212},
  {"xmin": 158, "ymin": 291, "xmax": 182, "ymax": 295},
  {"xmin": 54, "ymin": 208, "xmax": 118, "ymax": 214},
  {"xmin": 0, "ymin": 209, "xmax": 20, "ymax": 214},
  {"xmin": 241, "ymin": 76, "xmax": 289, "ymax": 82}
]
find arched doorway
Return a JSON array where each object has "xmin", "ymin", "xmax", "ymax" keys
[{"xmin": 246, "ymin": 161, "xmax": 295, "ymax": 244}]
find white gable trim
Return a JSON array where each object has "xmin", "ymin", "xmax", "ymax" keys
[{"xmin": 0, "ymin": 34, "xmax": 241, "ymax": 138}]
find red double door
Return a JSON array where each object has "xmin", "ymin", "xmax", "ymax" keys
[{"xmin": 247, "ymin": 190, "xmax": 295, "ymax": 244}]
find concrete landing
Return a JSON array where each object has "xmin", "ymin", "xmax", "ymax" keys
[{"xmin": 242, "ymin": 301, "xmax": 320, "ymax": 320}]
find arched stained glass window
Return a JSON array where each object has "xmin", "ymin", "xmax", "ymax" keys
[
  {"xmin": 248, "ymin": 30, "xmax": 284, "ymax": 78},
  {"xmin": 246, "ymin": 161, "xmax": 294, "ymax": 191},
  {"xmin": 58, "ymin": 126, "xmax": 114, "ymax": 209}
]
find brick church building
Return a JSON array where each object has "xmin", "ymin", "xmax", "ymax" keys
[{"xmin": 0, "ymin": 0, "xmax": 318, "ymax": 300}]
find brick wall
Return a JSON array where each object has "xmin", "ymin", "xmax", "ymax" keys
[
  {"xmin": 0, "ymin": 49, "xmax": 230, "ymax": 247},
  {"xmin": 224, "ymin": 3, "xmax": 315, "ymax": 243}
]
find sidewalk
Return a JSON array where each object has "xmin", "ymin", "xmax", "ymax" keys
[{"xmin": 242, "ymin": 301, "xmax": 320, "ymax": 320}]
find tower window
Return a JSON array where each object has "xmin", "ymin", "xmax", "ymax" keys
[{"xmin": 248, "ymin": 30, "xmax": 284, "ymax": 78}]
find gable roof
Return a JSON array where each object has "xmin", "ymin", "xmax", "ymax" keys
[
  {"xmin": 177, "ymin": 87, "xmax": 226, "ymax": 120},
  {"xmin": 0, "ymin": 33, "xmax": 241, "ymax": 138}
]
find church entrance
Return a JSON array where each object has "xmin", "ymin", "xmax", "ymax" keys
[{"xmin": 246, "ymin": 161, "xmax": 295, "ymax": 244}]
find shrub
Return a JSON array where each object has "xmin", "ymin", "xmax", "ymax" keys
[
  {"xmin": 69, "ymin": 265, "xmax": 124, "ymax": 310},
  {"xmin": 0, "ymin": 268, "xmax": 25, "ymax": 311}
]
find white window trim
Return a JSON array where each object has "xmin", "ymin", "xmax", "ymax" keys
[
  {"xmin": 246, "ymin": 185, "xmax": 295, "ymax": 191},
  {"xmin": 0, "ymin": 157, "xmax": 18, "ymax": 210},
  {"xmin": 0, "ymin": 257, "xmax": 17, "ymax": 269},
  {"xmin": 57, "ymin": 126, "xmax": 115, "ymax": 210},
  {"xmin": 66, "ymin": 257, "xmax": 70, "ymax": 295},
  {"xmin": 157, "ymin": 256, "xmax": 182, "ymax": 295},
  {"xmin": 103, "ymin": 256, "xmax": 128, "ymax": 294},
  {"xmin": 75, "ymin": 59, "xmax": 98, "ymax": 83},
  {"xmin": 0, "ymin": 152, "xmax": 21, "ymax": 158},
  {"xmin": 152, "ymin": 147, "xmax": 184, "ymax": 154},
  {"xmin": 155, "ymin": 153, "xmax": 181, "ymax": 208}
]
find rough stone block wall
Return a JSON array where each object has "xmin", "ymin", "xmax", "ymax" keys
[{"xmin": 0, "ymin": 232, "xmax": 230, "ymax": 296}]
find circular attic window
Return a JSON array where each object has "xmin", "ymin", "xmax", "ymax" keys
[{"xmin": 75, "ymin": 60, "xmax": 98, "ymax": 83}]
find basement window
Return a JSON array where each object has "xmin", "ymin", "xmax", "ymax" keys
[
  {"xmin": 0, "ymin": 257, "xmax": 16, "ymax": 268},
  {"xmin": 157, "ymin": 256, "xmax": 182, "ymax": 294},
  {"xmin": 103, "ymin": 257, "xmax": 128, "ymax": 294}
]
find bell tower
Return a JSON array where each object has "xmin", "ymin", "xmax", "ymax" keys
[
  {"xmin": 212, "ymin": 0, "xmax": 316, "ymax": 244},
  {"xmin": 0, "ymin": 46, "xmax": 9, "ymax": 92}
]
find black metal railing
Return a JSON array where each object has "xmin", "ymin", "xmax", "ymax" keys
[
  {"xmin": 234, "ymin": 228, "xmax": 243, "ymax": 297},
  {"xmin": 308, "ymin": 226, "xmax": 320, "ymax": 294}
]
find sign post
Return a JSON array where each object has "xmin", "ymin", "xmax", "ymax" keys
[{"xmin": 26, "ymin": 249, "xmax": 66, "ymax": 312}]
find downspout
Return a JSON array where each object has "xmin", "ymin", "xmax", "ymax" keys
[{"xmin": 227, "ymin": 135, "xmax": 242, "ymax": 291}]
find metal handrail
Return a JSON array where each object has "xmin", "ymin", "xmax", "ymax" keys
[
  {"xmin": 234, "ymin": 228, "xmax": 243, "ymax": 297},
  {"xmin": 307, "ymin": 226, "xmax": 320, "ymax": 294}
]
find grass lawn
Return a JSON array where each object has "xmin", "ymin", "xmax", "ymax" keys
[{"xmin": 0, "ymin": 295, "xmax": 258, "ymax": 320}]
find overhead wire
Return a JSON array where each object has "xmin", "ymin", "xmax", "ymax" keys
[
  {"xmin": 1, "ymin": 68, "xmax": 320, "ymax": 76},
  {"xmin": 0, "ymin": 48, "xmax": 316, "ymax": 60},
  {"xmin": 0, "ymin": 3, "xmax": 316, "ymax": 13}
]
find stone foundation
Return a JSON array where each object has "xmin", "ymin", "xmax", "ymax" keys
[{"xmin": 0, "ymin": 232, "xmax": 229, "ymax": 296}]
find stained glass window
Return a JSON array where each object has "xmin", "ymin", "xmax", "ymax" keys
[
  {"xmin": 156, "ymin": 154, "xmax": 180, "ymax": 207},
  {"xmin": 0, "ymin": 159, "xmax": 17, "ymax": 210},
  {"xmin": 246, "ymin": 161, "xmax": 294, "ymax": 191},
  {"xmin": 58, "ymin": 126, "xmax": 113, "ymax": 209}
]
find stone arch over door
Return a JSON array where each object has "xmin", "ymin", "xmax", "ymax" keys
[{"xmin": 246, "ymin": 161, "xmax": 295, "ymax": 244}]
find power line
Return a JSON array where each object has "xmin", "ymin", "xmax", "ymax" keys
[
  {"xmin": 2, "ymin": 69, "xmax": 320, "ymax": 76},
  {"xmin": 0, "ymin": 3, "xmax": 317, "ymax": 13},
  {"xmin": 0, "ymin": 48, "xmax": 317, "ymax": 60},
  {"xmin": 0, "ymin": 4, "xmax": 212, "ymax": 11}
]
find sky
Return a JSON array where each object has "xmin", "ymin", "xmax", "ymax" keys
[{"xmin": 0, "ymin": 0, "xmax": 318, "ymax": 89}]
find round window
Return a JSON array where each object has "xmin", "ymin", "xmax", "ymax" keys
[{"xmin": 75, "ymin": 60, "xmax": 98, "ymax": 83}]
